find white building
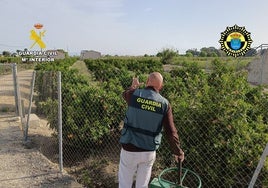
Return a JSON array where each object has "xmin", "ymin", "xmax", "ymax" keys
[
  {"xmin": 247, "ymin": 49, "xmax": 268, "ymax": 85},
  {"xmin": 46, "ymin": 49, "xmax": 66, "ymax": 59},
  {"xmin": 80, "ymin": 50, "xmax": 101, "ymax": 60}
]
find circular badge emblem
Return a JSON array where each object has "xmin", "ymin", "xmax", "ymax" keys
[{"xmin": 219, "ymin": 25, "xmax": 253, "ymax": 57}]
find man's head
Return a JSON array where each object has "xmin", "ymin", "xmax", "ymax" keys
[{"xmin": 146, "ymin": 72, "xmax": 164, "ymax": 92}]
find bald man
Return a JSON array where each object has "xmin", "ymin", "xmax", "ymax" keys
[{"xmin": 118, "ymin": 72, "xmax": 184, "ymax": 188}]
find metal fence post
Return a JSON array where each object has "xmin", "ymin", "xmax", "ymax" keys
[
  {"xmin": 12, "ymin": 63, "xmax": 23, "ymax": 123},
  {"xmin": 58, "ymin": 71, "xmax": 63, "ymax": 173},
  {"xmin": 12, "ymin": 63, "xmax": 19, "ymax": 116},
  {"xmin": 25, "ymin": 71, "xmax": 36, "ymax": 141},
  {"xmin": 248, "ymin": 143, "xmax": 268, "ymax": 188}
]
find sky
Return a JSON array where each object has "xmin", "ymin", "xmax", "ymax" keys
[{"xmin": 0, "ymin": 0, "xmax": 268, "ymax": 56}]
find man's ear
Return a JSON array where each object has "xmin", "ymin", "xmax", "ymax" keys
[
  {"xmin": 145, "ymin": 78, "xmax": 149, "ymax": 87},
  {"xmin": 159, "ymin": 83, "xmax": 164, "ymax": 91}
]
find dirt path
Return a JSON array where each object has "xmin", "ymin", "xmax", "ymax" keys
[
  {"xmin": 0, "ymin": 69, "xmax": 83, "ymax": 188},
  {"xmin": 0, "ymin": 117, "xmax": 83, "ymax": 188},
  {"xmin": 0, "ymin": 69, "xmax": 34, "ymax": 114}
]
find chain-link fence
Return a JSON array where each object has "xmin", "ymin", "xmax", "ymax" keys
[
  {"xmin": 0, "ymin": 63, "xmax": 37, "ymax": 118},
  {"xmin": 0, "ymin": 63, "xmax": 16, "ymax": 116},
  {"xmin": 25, "ymin": 70, "xmax": 61, "ymax": 169},
  {"xmin": 0, "ymin": 63, "xmax": 58, "ymax": 169},
  {"xmin": 0, "ymin": 63, "xmax": 62, "ymax": 173},
  {"xmin": 29, "ymin": 57, "xmax": 268, "ymax": 188}
]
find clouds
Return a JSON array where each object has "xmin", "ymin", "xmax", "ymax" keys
[
  {"xmin": 1, "ymin": 0, "xmax": 129, "ymax": 53},
  {"xmin": 1, "ymin": 0, "xmax": 268, "ymax": 55}
]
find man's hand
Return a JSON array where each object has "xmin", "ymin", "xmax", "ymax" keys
[
  {"xmin": 131, "ymin": 76, "xmax": 143, "ymax": 89},
  {"xmin": 175, "ymin": 151, "xmax": 185, "ymax": 163}
]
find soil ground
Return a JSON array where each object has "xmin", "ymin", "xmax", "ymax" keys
[{"xmin": 0, "ymin": 116, "xmax": 83, "ymax": 188}]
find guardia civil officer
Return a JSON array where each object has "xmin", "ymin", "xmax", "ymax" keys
[{"xmin": 118, "ymin": 72, "xmax": 184, "ymax": 188}]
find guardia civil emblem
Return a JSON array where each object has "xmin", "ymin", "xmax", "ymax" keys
[{"xmin": 219, "ymin": 25, "xmax": 253, "ymax": 57}]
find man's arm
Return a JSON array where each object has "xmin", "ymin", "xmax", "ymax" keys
[
  {"xmin": 123, "ymin": 87, "xmax": 136, "ymax": 104},
  {"xmin": 162, "ymin": 104, "xmax": 184, "ymax": 161},
  {"xmin": 123, "ymin": 77, "xmax": 143, "ymax": 104}
]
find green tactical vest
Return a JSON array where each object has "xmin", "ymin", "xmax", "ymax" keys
[{"xmin": 120, "ymin": 88, "xmax": 169, "ymax": 151}]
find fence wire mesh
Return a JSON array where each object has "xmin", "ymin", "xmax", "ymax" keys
[
  {"xmin": 0, "ymin": 63, "xmax": 36, "ymax": 117},
  {"xmin": 27, "ymin": 58, "xmax": 268, "ymax": 188},
  {"xmin": 0, "ymin": 63, "xmax": 16, "ymax": 116},
  {"xmin": 27, "ymin": 71, "xmax": 60, "ymax": 165}
]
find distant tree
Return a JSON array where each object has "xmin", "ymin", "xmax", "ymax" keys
[
  {"xmin": 200, "ymin": 47, "xmax": 219, "ymax": 57},
  {"xmin": 2, "ymin": 51, "xmax": 11, "ymax": 57},
  {"xmin": 210, "ymin": 52, "xmax": 218, "ymax": 57},
  {"xmin": 157, "ymin": 48, "xmax": 179, "ymax": 64},
  {"xmin": 185, "ymin": 52, "xmax": 193, "ymax": 57},
  {"xmin": 186, "ymin": 48, "xmax": 200, "ymax": 56},
  {"xmin": 11, "ymin": 53, "xmax": 18, "ymax": 57},
  {"xmin": 199, "ymin": 51, "xmax": 207, "ymax": 57},
  {"xmin": 156, "ymin": 52, "xmax": 162, "ymax": 57}
]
